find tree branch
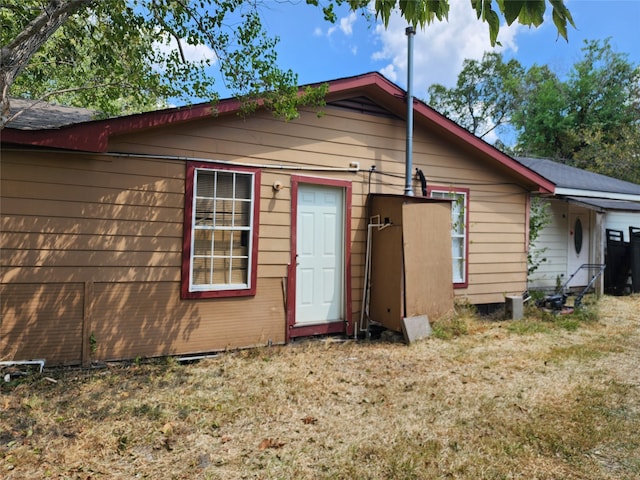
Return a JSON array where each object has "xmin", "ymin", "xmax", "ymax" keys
[
  {"xmin": 3, "ymin": 81, "xmax": 133, "ymax": 126},
  {"xmin": 1, "ymin": 0, "xmax": 93, "ymax": 127}
]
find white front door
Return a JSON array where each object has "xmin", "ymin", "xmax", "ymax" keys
[
  {"xmin": 567, "ymin": 211, "xmax": 591, "ymax": 287},
  {"xmin": 295, "ymin": 183, "xmax": 344, "ymax": 325}
]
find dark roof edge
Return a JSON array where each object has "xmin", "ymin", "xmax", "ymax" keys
[{"xmin": 1, "ymin": 72, "xmax": 554, "ymax": 193}]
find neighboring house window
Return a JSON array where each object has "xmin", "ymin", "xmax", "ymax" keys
[
  {"xmin": 428, "ymin": 186, "xmax": 469, "ymax": 288},
  {"xmin": 182, "ymin": 161, "xmax": 260, "ymax": 299}
]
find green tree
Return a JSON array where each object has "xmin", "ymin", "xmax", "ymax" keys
[
  {"xmin": 429, "ymin": 38, "xmax": 640, "ymax": 183},
  {"xmin": 511, "ymin": 64, "xmax": 572, "ymax": 157},
  {"xmin": 1, "ymin": 0, "xmax": 324, "ymax": 123},
  {"xmin": 513, "ymin": 39, "xmax": 640, "ymax": 167},
  {"xmin": 1, "ymin": 0, "xmax": 575, "ymax": 128},
  {"xmin": 4, "ymin": 1, "xmax": 168, "ymax": 116},
  {"xmin": 571, "ymin": 123, "xmax": 640, "ymax": 184},
  {"xmin": 428, "ymin": 52, "xmax": 525, "ymax": 140}
]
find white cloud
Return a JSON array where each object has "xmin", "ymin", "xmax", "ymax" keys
[
  {"xmin": 153, "ymin": 35, "xmax": 217, "ymax": 64},
  {"xmin": 379, "ymin": 64, "xmax": 397, "ymax": 82},
  {"xmin": 320, "ymin": 12, "xmax": 358, "ymax": 37},
  {"xmin": 371, "ymin": 2, "xmax": 521, "ymax": 94},
  {"xmin": 316, "ymin": 11, "xmax": 360, "ymax": 56},
  {"xmin": 339, "ymin": 12, "xmax": 357, "ymax": 36}
]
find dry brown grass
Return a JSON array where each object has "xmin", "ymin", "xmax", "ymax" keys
[{"xmin": 2, "ymin": 295, "xmax": 640, "ymax": 479}]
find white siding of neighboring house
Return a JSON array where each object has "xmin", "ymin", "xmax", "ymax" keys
[
  {"xmin": 530, "ymin": 200, "xmax": 640, "ymax": 293},
  {"xmin": 529, "ymin": 199, "xmax": 570, "ymax": 291},
  {"xmin": 529, "ymin": 200, "xmax": 599, "ymax": 291},
  {"xmin": 604, "ymin": 211, "xmax": 640, "ymax": 241}
]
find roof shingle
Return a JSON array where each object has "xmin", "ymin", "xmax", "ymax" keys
[
  {"xmin": 516, "ymin": 156, "xmax": 640, "ymax": 195},
  {"xmin": 6, "ymin": 98, "xmax": 96, "ymax": 130}
]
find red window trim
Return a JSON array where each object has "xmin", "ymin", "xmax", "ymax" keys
[
  {"xmin": 426, "ymin": 185, "xmax": 470, "ymax": 289},
  {"xmin": 181, "ymin": 161, "xmax": 261, "ymax": 299},
  {"xmin": 525, "ymin": 193, "xmax": 531, "ymax": 253}
]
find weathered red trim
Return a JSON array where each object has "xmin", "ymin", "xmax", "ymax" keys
[
  {"xmin": 525, "ymin": 193, "xmax": 531, "ymax": 253},
  {"xmin": 412, "ymin": 100, "xmax": 555, "ymax": 194},
  {"xmin": 287, "ymin": 179, "xmax": 299, "ymax": 340},
  {"xmin": 181, "ymin": 161, "xmax": 260, "ymax": 300},
  {"xmin": 427, "ymin": 185, "xmax": 470, "ymax": 289},
  {"xmin": 345, "ymin": 182, "xmax": 353, "ymax": 336},
  {"xmin": 1, "ymin": 123, "xmax": 110, "ymax": 151},
  {"xmin": 102, "ymin": 99, "xmax": 247, "ymax": 137},
  {"xmin": 287, "ymin": 175, "xmax": 353, "ymax": 341},
  {"xmin": 288, "ymin": 321, "xmax": 347, "ymax": 339},
  {"xmin": 1, "ymin": 99, "xmax": 237, "ymax": 153},
  {"xmin": 326, "ymin": 73, "xmax": 555, "ymax": 194},
  {"xmin": 2, "ymin": 71, "xmax": 555, "ymax": 193},
  {"xmin": 181, "ymin": 161, "xmax": 197, "ymax": 298}
]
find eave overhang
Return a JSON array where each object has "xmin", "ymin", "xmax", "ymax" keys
[
  {"xmin": 554, "ymin": 188, "xmax": 640, "ymax": 203},
  {"xmin": 1, "ymin": 72, "xmax": 555, "ymax": 194}
]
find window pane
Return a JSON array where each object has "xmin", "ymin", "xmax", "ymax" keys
[
  {"xmin": 230, "ymin": 257, "xmax": 248, "ymax": 284},
  {"xmin": 453, "ymin": 258, "xmax": 464, "ymax": 283},
  {"xmin": 234, "ymin": 200, "xmax": 251, "ymax": 227},
  {"xmin": 193, "ymin": 230, "xmax": 212, "ymax": 256},
  {"xmin": 231, "ymin": 231, "xmax": 248, "ymax": 257},
  {"xmin": 212, "ymin": 258, "xmax": 229, "ymax": 284},
  {"xmin": 213, "ymin": 230, "xmax": 231, "ymax": 255},
  {"xmin": 452, "ymin": 238, "xmax": 463, "ymax": 259},
  {"xmin": 452, "ymin": 200, "xmax": 464, "ymax": 234},
  {"xmin": 196, "ymin": 171, "xmax": 215, "ymax": 197},
  {"xmin": 214, "ymin": 199, "xmax": 234, "ymax": 226},
  {"xmin": 451, "ymin": 197, "xmax": 461, "ymax": 213},
  {"xmin": 192, "ymin": 257, "xmax": 211, "ymax": 286},
  {"xmin": 195, "ymin": 198, "xmax": 213, "ymax": 226},
  {"xmin": 430, "ymin": 189, "xmax": 466, "ymax": 285},
  {"xmin": 216, "ymin": 171, "xmax": 234, "ymax": 198},
  {"xmin": 235, "ymin": 174, "xmax": 251, "ymax": 199}
]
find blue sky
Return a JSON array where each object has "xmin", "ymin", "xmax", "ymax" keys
[{"xmin": 207, "ymin": 0, "xmax": 639, "ymax": 101}]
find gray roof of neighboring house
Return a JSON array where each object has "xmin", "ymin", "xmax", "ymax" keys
[
  {"xmin": 6, "ymin": 98, "xmax": 96, "ymax": 130},
  {"xmin": 566, "ymin": 196, "xmax": 640, "ymax": 212},
  {"xmin": 516, "ymin": 156, "xmax": 640, "ymax": 196}
]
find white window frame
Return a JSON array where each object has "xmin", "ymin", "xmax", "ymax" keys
[
  {"xmin": 429, "ymin": 187, "xmax": 469, "ymax": 287},
  {"xmin": 182, "ymin": 162, "xmax": 260, "ymax": 299}
]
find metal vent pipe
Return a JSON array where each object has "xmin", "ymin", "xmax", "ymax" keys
[{"xmin": 404, "ymin": 26, "xmax": 415, "ymax": 196}]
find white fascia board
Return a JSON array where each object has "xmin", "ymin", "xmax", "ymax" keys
[{"xmin": 554, "ymin": 188, "xmax": 640, "ymax": 202}]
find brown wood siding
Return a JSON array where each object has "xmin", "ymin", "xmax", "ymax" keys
[
  {"xmin": 90, "ymin": 279, "xmax": 284, "ymax": 361},
  {"xmin": 2, "ymin": 104, "xmax": 530, "ymax": 362},
  {"xmin": 0, "ymin": 151, "xmax": 286, "ymax": 363},
  {"xmin": 1, "ymin": 283, "xmax": 84, "ymax": 365}
]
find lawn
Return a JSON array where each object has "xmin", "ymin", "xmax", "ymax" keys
[{"xmin": 2, "ymin": 295, "xmax": 639, "ymax": 479}]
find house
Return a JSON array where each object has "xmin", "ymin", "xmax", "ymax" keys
[
  {"xmin": 1, "ymin": 73, "xmax": 554, "ymax": 366},
  {"xmin": 517, "ymin": 157, "xmax": 640, "ymax": 293}
]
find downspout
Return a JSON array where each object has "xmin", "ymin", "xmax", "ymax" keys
[{"xmin": 404, "ymin": 26, "xmax": 415, "ymax": 196}]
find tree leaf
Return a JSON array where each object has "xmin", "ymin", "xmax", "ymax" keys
[
  {"xmin": 500, "ymin": 0, "xmax": 525, "ymax": 26},
  {"xmin": 2, "ymin": 0, "xmax": 577, "ymax": 129}
]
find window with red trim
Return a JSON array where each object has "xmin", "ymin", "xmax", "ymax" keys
[
  {"xmin": 181, "ymin": 162, "xmax": 260, "ymax": 299},
  {"xmin": 428, "ymin": 186, "xmax": 469, "ymax": 288}
]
